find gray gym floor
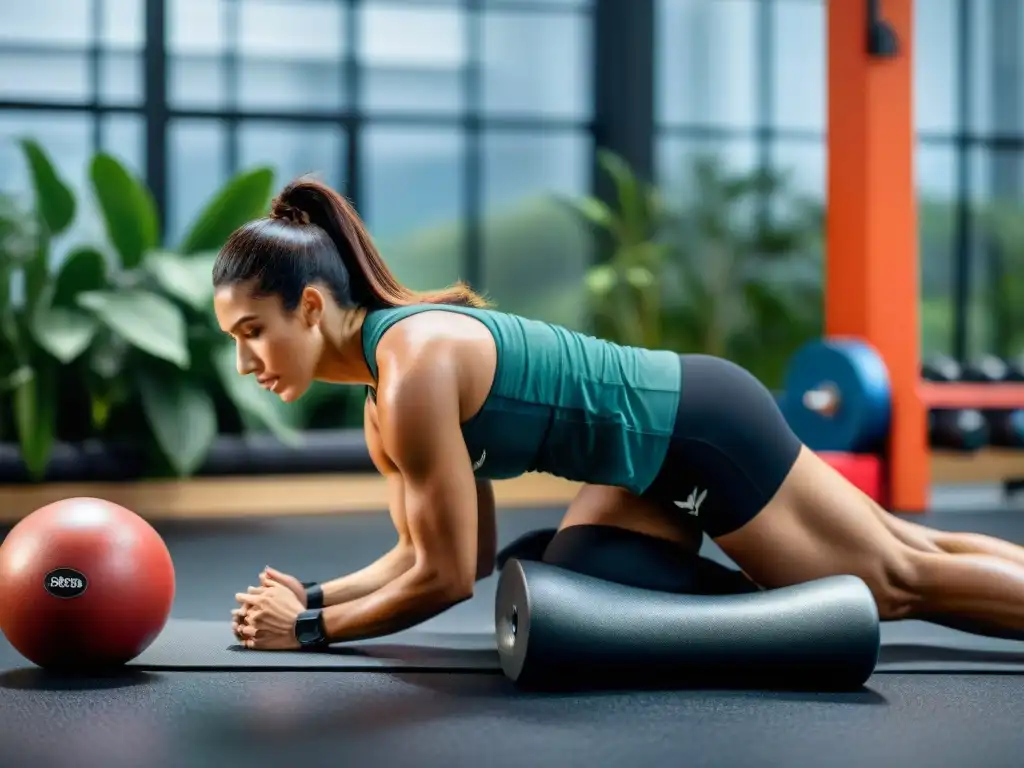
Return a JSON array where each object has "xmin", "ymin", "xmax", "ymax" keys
[{"xmin": 2, "ymin": 489, "xmax": 1024, "ymax": 768}]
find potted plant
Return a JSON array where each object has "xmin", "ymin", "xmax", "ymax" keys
[
  {"xmin": 565, "ymin": 150, "xmax": 824, "ymax": 389},
  {"xmin": 0, "ymin": 140, "xmax": 321, "ymax": 482}
]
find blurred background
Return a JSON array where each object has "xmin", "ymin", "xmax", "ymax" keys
[{"xmin": 0, "ymin": 0, "xmax": 1022, "ymax": 487}]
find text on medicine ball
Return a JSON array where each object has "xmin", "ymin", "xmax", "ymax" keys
[{"xmin": 44, "ymin": 568, "xmax": 89, "ymax": 599}]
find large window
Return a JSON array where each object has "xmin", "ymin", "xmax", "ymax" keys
[
  {"xmin": 0, "ymin": 0, "xmax": 147, "ymax": 254},
  {"xmin": 653, "ymin": 0, "xmax": 1024, "ymax": 364},
  {"xmin": 6, "ymin": 0, "xmax": 1015, "ymax": 355},
  {"xmin": 0, "ymin": 0, "xmax": 595, "ymax": 328}
]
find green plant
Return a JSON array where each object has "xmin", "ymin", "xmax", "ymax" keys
[
  {"xmin": 566, "ymin": 150, "xmax": 824, "ymax": 388},
  {"xmin": 4, "ymin": 138, "xmax": 301, "ymax": 480},
  {"xmin": 975, "ymin": 200, "xmax": 1024, "ymax": 357},
  {"xmin": 564, "ymin": 150, "xmax": 673, "ymax": 350}
]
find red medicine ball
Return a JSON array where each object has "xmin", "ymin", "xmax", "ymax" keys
[{"xmin": 0, "ymin": 497, "xmax": 175, "ymax": 671}]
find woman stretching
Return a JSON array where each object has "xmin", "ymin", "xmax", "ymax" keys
[{"xmin": 217, "ymin": 177, "xmax": 1024, "ymax": 651}]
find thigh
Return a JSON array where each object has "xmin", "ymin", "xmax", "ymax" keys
[
  {"xmin": 560, "ymin": 484, "xmax": 703, "ymax": 554},
  {"xmin": 713, "ymin": 446, "xmax": 915, "ymax": 597}
]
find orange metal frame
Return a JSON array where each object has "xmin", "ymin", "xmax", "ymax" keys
[{"xmin": 827, "ymin": 0, "xmax": 1024, "ymax": 512}]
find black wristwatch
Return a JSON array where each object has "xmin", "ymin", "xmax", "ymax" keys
[
  {"xmin": 301, "ymin": 581, "xmax": 324, "ymax": 610},
  {"xmin": 294, "ymin": 608, "xmax": 328, "ymax": 648}
]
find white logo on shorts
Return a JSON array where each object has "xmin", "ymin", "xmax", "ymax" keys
[
  {"xmin": 674, "ymin": 487, "xmax": 707, "ymax": 516},
  {"xmin": 472, "ymin": 450, "xmax": 487, "ymax": 472}
]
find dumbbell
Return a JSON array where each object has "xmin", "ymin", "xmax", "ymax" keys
[
  {"xmin": 921, "ymin": 354, "xmax": 962, "ymax": 383},
  {"xmin": 920, "ymin": 355, "xmax": 990, "ymax": 452},
  {"xmin": 961, "ymin": 354, "xmax": 1024, "ymax": 449},
  {"xmin": 1004, "ymin": 354, "xmax": 1024, "ymax": 382}
]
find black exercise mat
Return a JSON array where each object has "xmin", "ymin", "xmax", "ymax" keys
[
  {"xmin": 128, "ymin": 620, "xmax": 501, "ymax": 672},
  {"xmin": 119, "ymin": 618, "xmax": 1024, "ymax": 674},
  {"xmin": 877, "ymin": 620, "xmax": 1024, "ymax": 674}
]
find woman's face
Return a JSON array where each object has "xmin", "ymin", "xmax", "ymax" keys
[{"xmin": 213, "ymin": 283, "xmax": 323, "ymax": 403}]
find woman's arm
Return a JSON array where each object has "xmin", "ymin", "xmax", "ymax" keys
[
  {"xmin": 318, "ymin": 396, "xmax": 416, "ymax": 607},
  {"xmin": 320, "ymin": 341, "xmax": 481, "ymax": 642},
  {"xmin": 475, "ymin": 479, "xmax": 497, "ymax": 581}
]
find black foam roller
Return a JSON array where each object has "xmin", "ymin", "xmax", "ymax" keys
[
  {"xmin": 496, "ymin": 528, "xmax": 558, "ymax": 570},
  {"xmin": 495, "ymin": 559, "xmax": 880, "ymax": 690}
]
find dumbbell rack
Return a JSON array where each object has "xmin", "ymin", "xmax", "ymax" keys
[{"xmin": 813, "ymin": 0, "xmax": 1024, "ymax": 513}]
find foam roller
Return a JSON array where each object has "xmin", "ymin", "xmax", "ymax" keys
[{"xmin": 495, "ymin": 560, "xmax": 880, "ymax": 690}]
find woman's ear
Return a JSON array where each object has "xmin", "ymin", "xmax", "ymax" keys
[{"xmin": 299, "ymin": 285, "xmax": 327, "ymax": 327}]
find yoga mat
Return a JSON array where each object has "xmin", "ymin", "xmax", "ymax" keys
[
  {"xmin": 877, "ymin": 620, "xmax": 1024, "ymax": 674},
  {"xmin": 122, "ymin": 619, "xmax": 1024, "ymax": 675},
  {"xmin": 128, "ymin": 620, "xmax": 501, "ymax": 672}
]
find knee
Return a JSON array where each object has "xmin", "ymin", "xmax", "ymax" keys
[{"xmin": 863, "ymin": 546, "xmax": 925, "ymax": 620}]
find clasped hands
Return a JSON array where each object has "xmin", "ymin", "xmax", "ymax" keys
[{"xmin": 232, "ymin": 566, "xmax": 308, "ymax": 650}]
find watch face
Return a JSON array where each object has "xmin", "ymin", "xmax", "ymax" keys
[{"xmin": 297, "ymin": 613, "xmax": 324, "ymax": 645}]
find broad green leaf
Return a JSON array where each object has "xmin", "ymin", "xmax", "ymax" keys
[
  {"xmin": 146, "ymin": 250, "xmax": 216, "ymax": 310},
  {"xmin": 90, "ymin": 153, "xmax": 160, "ymax": 270},
  {"xmin": 598, "ymin": 149, "xmax": 649, "ymax": 245},
  {"xmin": 0, "ymin": 193, "xmax": 42, "ymax": 266},
  {"xmin": 211, "ymin": 342, "xmax": 303, "ymax": 447},
  {"xmin": 53, "ymin": 247, "xmax": 109, "ymax": 307},
  {"xmin": 77, "ymin": 289, "xmax": 190, "ymax": 368},
  {"xmin": 31, "ymin": 305, "xmax": 99, "ymax": 364},
  {"xmin": 22, "ymin": 215, "xmax": 51, "ymax": 315},
  {"xmin": 12, "ymin": 365, "xmax": 56, "ymax": 480},
  {"xmin": 564, "ymin": 196, "xmax": 618, "ymax": 232},
  {"xmin": 19, "ymin": 138, "xmax": 76, "ymax": 236},
  {"xmin": 178, "ymin": 167, "xmax": 275, "ymax": 255},
  {"xmin": 137, "ymin": 368, "xmax": 218, "ymax": 476}
]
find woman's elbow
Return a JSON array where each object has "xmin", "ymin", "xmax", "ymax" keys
[{"xmin": 414, "ymin": 559, "xmax": 475, "ymax": 604}]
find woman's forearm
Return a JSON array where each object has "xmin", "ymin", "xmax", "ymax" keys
[
  {"xmin": 320, "ymin": 544, "xmax": 416, "ymax": 607},
  {"xmin": 322, "ymin": 563, "xmax": 471, "ymax": 642}
]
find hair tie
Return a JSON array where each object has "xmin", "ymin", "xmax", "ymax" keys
[{"xmin": 271, "ymin": 199, "xmax": 311, "ymax": 226}]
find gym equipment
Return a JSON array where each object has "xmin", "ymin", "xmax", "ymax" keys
[
  {"xmin": 959, "ymin": 355, "xmax": 1024, "ymax": 449},
  {"xmin": 496, "ymin": 528, "xmax": 557, "ymax": 570},
  {"xmin": 928, "ymin": 408, "xmax": 989, "ymax": 451},
  {"xmin": 962, "ymin": 354, "xmax": 1009, "ymax": 383},
  {"xmin": 781, "ymin": 339, "xmax": 892, "ymax": 452},
  {"xmin": 495, "ymin": 559, "xmax": 880, "ymax": 690},
  {"xmin": 81, "ymin": 613, "xmax": 1024, "ymax": 675},
  {"xmin": 820, "ymin": 452, "xmax": 884, "ymax": 502},
  {"xmin": 124, "ymin": 620, "xmax": 501, "ymax": 671},
  {"xmin": 922, "ymin": 353, "xmax": 962, "ymax": 383},
  {"xmin": 1005, "ymin": 355, "xmax": 1024, "ymax": 382},
  {"xmin": 782, "ymin": 340, "xmax": 1010, "ymax": 457},
  {"xmin": 920, "ymin": 356, "xmax": 988, "ymax": 451},
  {"xmin": 540, "ymin": 524, "xmax": 759, "ymax": 595},
  {"xmin": 0, "ymin": 497, "xmax": 176, "ymax": 672}
]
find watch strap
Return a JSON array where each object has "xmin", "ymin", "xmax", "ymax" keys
[{"xmin": 303, "ymin": 582, "xmax": 324, "ymax": 610}]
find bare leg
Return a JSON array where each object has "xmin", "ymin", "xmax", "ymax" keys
[
  {"xmin": 888, "ymin": 513, "xmax": 1024, "ymax": 569},
  {"xmin": 713, "ymin": 446, "xmax": 1024, "ymax": 640}
]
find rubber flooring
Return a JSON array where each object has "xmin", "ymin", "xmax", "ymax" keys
[{"xmin": 2, "ymin": 502, "xmax": 1024, "ymax": 768}]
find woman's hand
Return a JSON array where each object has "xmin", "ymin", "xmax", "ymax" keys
[
  {"xmin": 231, "ymin": 567, "xmax": 306, "ymax": 644},
  {"xmin": 262, "ymin": 566, "xmax": 308, "ymax": 607},
  {"xmin": 234, "ymin": 572, "xmax": 307, "ymax": 650}
]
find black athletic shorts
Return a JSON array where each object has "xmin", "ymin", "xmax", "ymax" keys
[{"xmin": 641, "ymin": 354, "xmax": 804, "ymax": 539}]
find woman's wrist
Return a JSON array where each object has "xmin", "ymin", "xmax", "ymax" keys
[{"xmin": 301, "ymin": 581, "xmax": 324, "ymax": 609}]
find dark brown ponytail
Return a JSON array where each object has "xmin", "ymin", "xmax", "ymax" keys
[{"xmin": 274, "ymin": 177, "xmax": 489, "ymax": 309}]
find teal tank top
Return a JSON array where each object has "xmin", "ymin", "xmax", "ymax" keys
[{"xmin": 361, "ymin": 305, "xmax": 682, "ymax": 495}]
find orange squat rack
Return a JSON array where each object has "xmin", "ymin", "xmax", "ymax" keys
[{"xmin": 826, "ymin": 0, "xmax": 1024, "ymax": 513}]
